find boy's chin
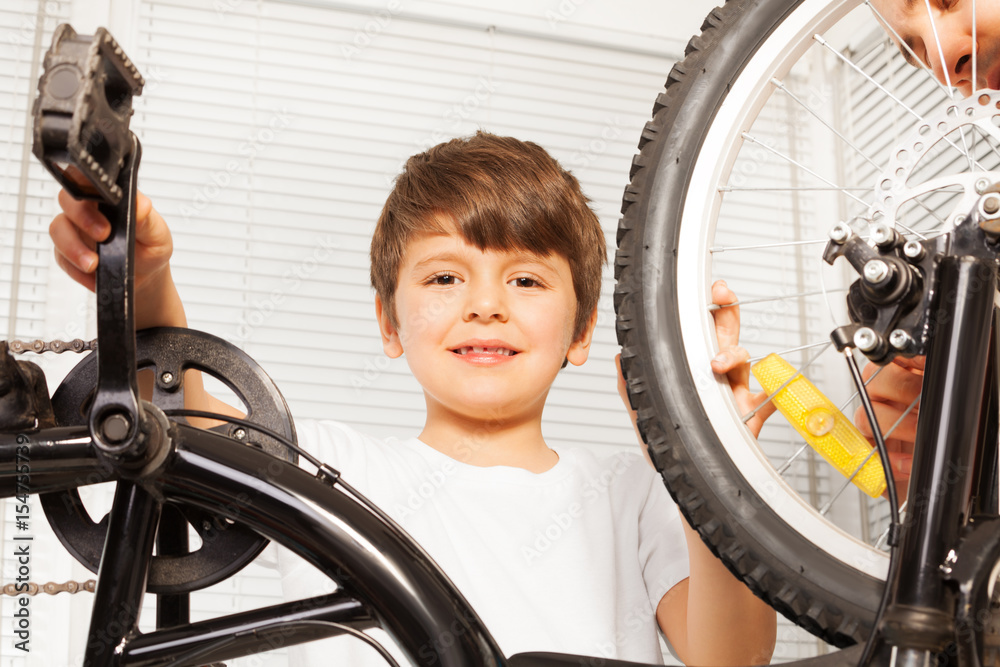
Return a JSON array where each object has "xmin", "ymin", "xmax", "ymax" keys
[{"xmin": 429, "ymin": 392, "xmax": 544, "ymax": 425}]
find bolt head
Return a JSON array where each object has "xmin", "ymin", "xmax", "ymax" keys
[
  {"xmin": 828, "ymin": 223, "xmax": 851, "ymax": 244},
  {"xmin": 889, "ymin": 329, "xmax": 912, "ymax": 350},
  {"xmin": 854, "ymin": 328, "xmax": 879, "ymax": 353},
  {"xmin": 977, "ymin": 178, "xmax": 991, "ymax": 194},
  {"xmin": 871, "ymin": 223, "xmax": 894, "ymax": 246},
  {"xmin": 903, "ymin": 241, "xmax": 924, "ymax": 259},
  {"xmin": 160, "ymin": 372, "xmax": 174, "ymax": 385},
  {"xmin": 863, "ymin": 259, "xmax": 890, "ymax": 284},
  {"xmin": 233, "ymin": 428, "xmax": 247, "ymax": 441}
]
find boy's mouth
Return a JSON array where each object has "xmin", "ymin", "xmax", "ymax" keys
[{"xmin": 452, "ymin": 346, "xmax": 518, "ymax": 357}]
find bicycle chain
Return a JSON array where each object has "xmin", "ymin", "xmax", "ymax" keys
[
  {"xmin": 7, "ymin": 338, "xmax": 97, "ymax": 354},
  {"xmin": 4, "ymin": 340, "xmax": 97, "ymax": 599},
  {"xmin": 2, "ymin": 579, "xmax": 96, "ymax": 596}
]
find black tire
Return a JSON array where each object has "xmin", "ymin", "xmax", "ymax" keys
[{"xmin": 614, "ymin": 0, "xmax": 883, "ymax": 647}]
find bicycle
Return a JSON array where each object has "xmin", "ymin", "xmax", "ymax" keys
[
  {"xmin": 615, "ymin": 0, "xmax": 1000, "ymax": 664},
  {"xmin": 5, "ymin": 2, "xmax": 1000, "ymax": 666}
]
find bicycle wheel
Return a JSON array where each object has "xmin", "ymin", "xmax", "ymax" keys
[{"xmin": 616, "ymin": 0, "xmax": 1000, "ymax": 646}]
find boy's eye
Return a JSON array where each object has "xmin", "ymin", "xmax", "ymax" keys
[
  {"xmin": 428, "ymin": 273, "xmax": 459, "ymax": 285},
  {"xmin": 511, "ymin": 277, "xmax": 540, "ymax": 288}
]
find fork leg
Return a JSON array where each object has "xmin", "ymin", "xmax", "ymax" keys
[{"xmin": 877, "ymin": 256, "xmax": 997, "ymax": 663}]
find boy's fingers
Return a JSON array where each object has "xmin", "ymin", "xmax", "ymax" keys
[
  {"xmin": 892, "ymin": 355, "xmax": 925, "ymax": 372},
  {"xmin": 853, "ymin": 402, "xmax": 918, "ymax": 442},
  {"xmin": 57, "ymin": 189, "xmax": 111, "ymax": 241},
  {"xmin": 711, "ymin": 345, "xmax": 750, "ymax": 374},
  {"xmin": 53, "ymin": 250, "xmax": 97, "ymax": 291},
  {"xmin": 50, "ymin": 213, "xmax": 99, "ymax": 273},
  {"xmin": 710, "ymin": 280, "xmax": 741, "ymax": 349},
  {"xmin": 865, "ymin": 362, "xmax": 923, "ymax": 405},
  {"xmin": 134, "ymin": 192, "xmax": 172, "ymax": 252},
  {"xmin": 751, "ymin": 390, "xmax": 777, "ymax": 421}
]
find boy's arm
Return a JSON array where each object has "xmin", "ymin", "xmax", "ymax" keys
[
  {"xmin": 50, "ymin": 190, "xmax": 237, "ymax": 419},
  {"xmin": 615, "ymin": 279, "xmax": 777, "ymax": 665},
  {"xmin": 656, "ymin": 526, "xmax": 776, "ymax": 666}
]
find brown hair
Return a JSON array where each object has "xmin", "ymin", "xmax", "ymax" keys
[{"xmin": 371, "ymin": 131, "xmax": 606, "ymax": 340}]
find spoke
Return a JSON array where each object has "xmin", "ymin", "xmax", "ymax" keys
[
  {"xmin": 771, "ymin": 77, "xmax": 882, "ymax": 171},
  {"xmin": 923, "ymin": 0, "xmax": 954, "ymax": 92},
  {"xmin": 814, "ymin": 35, "xmax": 986, "ymax": 172},
  {"xmin": 973, "ymin": 0, "xmax": 978, "ymax": 96},
  {"xmin": 818, "ymin": 393, "xmax": 920, "ymax": 516},
  {"xmin": 892, "ymin": 218, "xmax": 929, "ymax": 241},
  {"xmin": 711, "ymin": 238, "xmax": 830, "ymax": 253},
  {"xmin": 741, "ymin": 342, "xmax": 832, "ymax": 423},
  {"xmin": 741, "ymin": 132, "xmax": 870, "ymax": 208},
  {"xmin": 971, "ymin": 124, "xmax": 1000, "ymax": 164},
  {"xmin": 719, "ymin": 185, "xmax": 871, "ymax": 192},
  {"xmin": 748, "ymin": 340, "xmax": 831, "ymax": 366},
  {"xmin": 708, "ymin": 288, "xmax": 848, "ymax": 311}
]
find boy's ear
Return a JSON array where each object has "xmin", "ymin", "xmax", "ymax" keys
[
  {"xmin": 374, "ymin": 294, "xmax": 404, "ymax": 358},
  {"xmin": 566, "ymin": 307, "xmax": 599, "ymax": 367}
]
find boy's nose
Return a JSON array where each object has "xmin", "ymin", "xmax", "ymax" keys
[{"xmin": 463, "ymin": 284, "xmax": 508, "ymax": 323}]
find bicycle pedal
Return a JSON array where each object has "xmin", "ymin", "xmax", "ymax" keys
[{"xmin": 751, "ymin": 353, "xmax": 886, "ymax": 499}]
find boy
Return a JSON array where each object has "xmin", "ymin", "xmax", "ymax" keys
[{"xmin": 50, "ymin": 131, "xmax": 775, "ymax": 665}]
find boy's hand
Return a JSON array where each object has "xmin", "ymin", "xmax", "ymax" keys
[
  {"xmin": 708, "ymin": 280, "xmax": 775, "ymax": 438},
  {"xmin": 855, "ymin": 357, "xmax": 921, "ymax": 501},
  {"xmin": 50, "ymin": 189, "xmax": 173, "ymax": 295},
  {"xmin": 50, "ymin": 189, "xmax": 179, "ymax": 330}
]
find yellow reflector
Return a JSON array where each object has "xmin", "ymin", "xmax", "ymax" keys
[{"xmin": 751, "ymin": 353, "xmax": 886, "ymax": 499}]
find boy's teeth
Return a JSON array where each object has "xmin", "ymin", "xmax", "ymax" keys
[{"xmin": 456, "ymin": 346, "xmax": 514, "ymax": 356}]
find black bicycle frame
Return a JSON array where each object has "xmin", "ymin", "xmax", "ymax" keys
[{"xmin": 0, "ymin": 421, "xmax": 508, "ymax": 666}]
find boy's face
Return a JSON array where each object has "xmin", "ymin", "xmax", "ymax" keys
[
  {"xmin": 873, "ymin": 0, "xmax": 1000, "ymax": 97},
  {"xmin": 376, "ymin": 230, "xmax": 596, "ymax": 425}
]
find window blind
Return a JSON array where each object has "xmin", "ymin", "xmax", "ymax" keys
[{"xmin": 133, "ymin": 0, "xmax": 673, "ymax": 450}]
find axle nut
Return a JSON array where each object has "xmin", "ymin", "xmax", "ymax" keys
[
  {"xmin": 101, "ymin": 413, "xmax": 131, "ymax": 443},
  {"xmin": 983, "ymin": 195, "xmax": 1000, "ymax": 216}
]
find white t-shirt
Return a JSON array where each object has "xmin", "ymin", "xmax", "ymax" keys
[{"xmin": 276, "ymin": 419, "xmax": 690, "ymax": 665}]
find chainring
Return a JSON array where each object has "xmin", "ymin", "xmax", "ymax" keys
[{"xmin": 41, "ymin": 327, "xmax": 297, "ymax": 595}]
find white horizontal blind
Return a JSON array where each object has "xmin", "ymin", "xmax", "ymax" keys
[{"xmin": 0, "ymin": 1, "xmax": 68, "ymax": 345}]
